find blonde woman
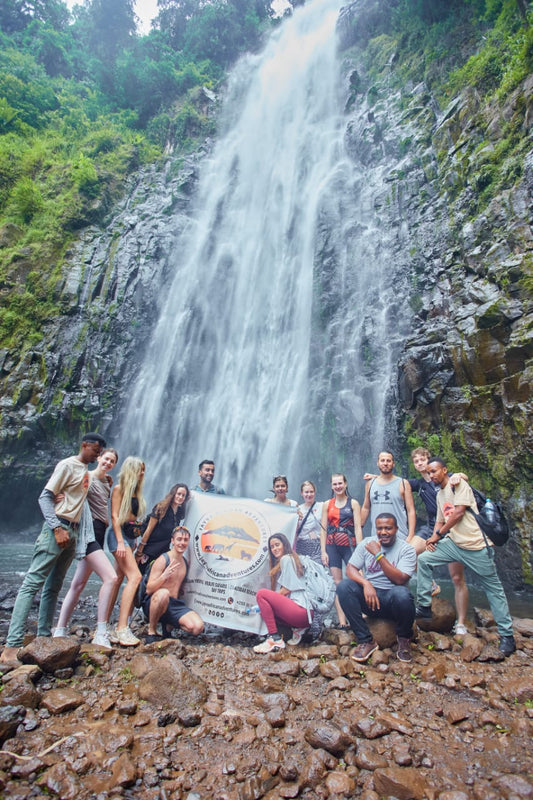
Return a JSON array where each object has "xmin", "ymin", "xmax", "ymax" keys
[{"xmin": 107, "ymin": 457, "xmax": 146, "ymax": 646}]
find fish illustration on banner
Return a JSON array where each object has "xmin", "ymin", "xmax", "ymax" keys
[{"xmin": 183, "ymin": 493, "xmax": 298, "ymax": 634}]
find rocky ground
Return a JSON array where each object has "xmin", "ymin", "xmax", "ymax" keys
[{"xmin": 1, "ymin": 599, "xmax": 532, "ymax": 800}]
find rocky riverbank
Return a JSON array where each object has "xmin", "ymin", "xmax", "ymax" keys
[{"xmin": 1, "ymin": 606, "xmax": 532, "ymax": 800}]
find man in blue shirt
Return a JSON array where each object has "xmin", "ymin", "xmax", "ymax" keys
[
  {"xmin": 194, "ymin": 460, "xmax": 226, "ymax": 495},
  {"xmin": 336, "ymin": 513, "xmax": 417, "ymax": 663}
]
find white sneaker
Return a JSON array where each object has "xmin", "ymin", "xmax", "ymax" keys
[
  {"xmin": 452, "ymin": 622, "xmax": 468, "ymax": 636},
  {"xmin": 92, "ymin": 631, "xmax": 112, "ymax": 649},
  {"xmin": 253, "ymin": 636, "xmax": 286, "ymax": 654},
  {"xmin": 107, "ymin": 625, "xmax": 119, "ymax": 644},
  {"xmin": 116, "ymin": 626, "xmax": 140, "ymax": 646},
  {"xmin": 287, "ymin": 628, "xmax": 308, "ymax": 645},
  {"xmin": 53, "ymin": 627, "xmax": 68, "ymax": 638}
]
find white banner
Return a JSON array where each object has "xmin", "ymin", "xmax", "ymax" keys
[{"xmin": 183, "ymin": 493, "xmax": 298, "ymax": 634}]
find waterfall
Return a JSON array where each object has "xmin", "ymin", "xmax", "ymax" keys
[{"xmin": 120, "ymin": 0, "xmax": 412, "ymax": 501}]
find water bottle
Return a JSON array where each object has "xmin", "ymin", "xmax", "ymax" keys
[{"xmin": 484, "ymin": 498, "xmax": 496, "ymax": 523}]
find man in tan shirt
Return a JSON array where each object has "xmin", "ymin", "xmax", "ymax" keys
[
  {"xmin": 415, "ymin": 457, "xmax": 515, "ymax": 657},
  {"xmin": 1, "ymin": 432, "xmax": 106, "ymax": 663}
]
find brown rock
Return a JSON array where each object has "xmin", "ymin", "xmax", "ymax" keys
[
  {"xmin": 0, "ymin": 674, "xmax": 41, "ymax": 709},
  {"xmin": 367, "ymin": 618, "xmax": 400, "ymax": 648},
  {"xmin": 129, "ymin": 653, "xmax": 157, "ymax": 679},
  {"xmin": 498, "ymin": 676, "xmax": 533, "ymax": 703},
  {"xmin": 513, "ymin": 617, "xmax": 533, "ymax": 637},
  {"xmin": 300, "ymin": 748, "xmax": 334, "ymax": 788},
  {"xmin": 355, "ymin": 716, "xmax": 392, "ymax": 739},
  {"xmin": 300, "ymin": 658, "xmax": 321, "ymax": 677},
  {"xmin": 325, "ymin": 770, "xmax": 356, "ymax": 795},
  {"xmin": 256, "ymin": 692, "xmax": 290, "ymax": 711},
  {"xmin": 420, "ymin": 662, "xmax": 447, "ymax": 681},
  {"xmin": 320, "ymin": 658, "xmax": 353, "ymax": 678},
  {"xmin": 493, "ymin": 773, "xmax": 533, "ymax": 798},
  {"xmin": 2, "ymin": 664, "xmax": 42, "ymax": 684},
  {"xmin": 373, "ymin": 766, "xmax": 432, "ymax": 800},
  {"xmin": 278, "ymin": 783, "xmax": 300, "ymax": 798},
  {"xmin": 138, "ymin": 654, "xmax": 208, "ymax": 709},
  {"xmin": 354, "ymin": 743, "xmax": 389, "ymax": 771},
  {"xmin": 307, "ymin": 644, "xmax": 339, "ymax": 659},
  {"xmin": 38, "ymin": 763, "xmax": 80, "ymax": 800},
  {"xmin": 473, "ymin": 607, "xmax": 497, "ymax": 628},
  {"xmin": 0, "ymin": 704, "xmax": 25, "ymax": 743},
  {"xmin": 392, "ymin": 743, "xmax": 412, "ymax": 766},
  {"xmin": 117, "ymin": 699, "xmax": 137, "ymax": 716},
  {"xmin": 40, "ymin": 687, "xmax": 84, "ymax": 715},
  {"xmin": 477, "ymin": 644, "xmax": 505, "ymax": 662},
  {"xmin": 415, "ymin": 597, "xmax": 455, "ymax": 633},
  {"xmin": 304, "ymin": 722, "xmax": 352, "ymax": 755},
  {"xmin": 19, "ymin": 637, "xmax": 80, "ymax": 673},
  {"xmin": 439, "ymin": 793, "xmax": 470, "ymax": 800},
  {"xmin": 253, "ymin": 674, "xmax": 284, "ymax": 692},
  {"xmin": 263, "ymin": 659, "xmax": 300, "ymax": 677},
  {"xmin": 459, "ymin": 634, "xmax": 484, "ymax": 662},
  {"xmin": 110, "ymin": 751, "xmax": 137, "ymax": 788},
  {"xmin": 326, "ymin": 676, "xmax": 352, "ymax": 691},
  {"xmin": 239, "ymin": 765, "xmax": 279, "ymax": 798},
  {"xmin": 265, "ymin": 706, "xmax": 285, "ymax": 727},
  {"xmin": 374, "ymin": 711, "xmax": 414, "ymax": 735},
  {"xmin": 444, "ymin": 703, "xmax": 469, "ymax": 725}
]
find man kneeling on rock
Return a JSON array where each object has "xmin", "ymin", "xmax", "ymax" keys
[
  {"xmin": 142, "ymin": 526, "xmax": 204, "ymax": 643},
  {"xmin": 336, "ymin": 513, "xmax": 417, "ymax": 663}
]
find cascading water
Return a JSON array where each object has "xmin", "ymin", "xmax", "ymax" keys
[{"xmin": 120, "ymin": 0, "xmax": 412, "ymax": 500}]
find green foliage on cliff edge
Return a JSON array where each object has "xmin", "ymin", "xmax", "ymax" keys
[{"xmin": 0, "ymin": 0, "xmax": 273, "ymax": 350}]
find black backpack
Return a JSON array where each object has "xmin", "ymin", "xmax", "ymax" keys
[
  {"xmin": 455, "ymin": 485, "xmax": 509, "ymax": 547},
  {"xmin": 134, "ymin": 552, "xmax": 170, "ymax": 608}
]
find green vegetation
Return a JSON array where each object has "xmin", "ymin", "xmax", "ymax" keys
[{"xmin": 0, "ymin": 0, "xmax": 274, "ymax": 349}]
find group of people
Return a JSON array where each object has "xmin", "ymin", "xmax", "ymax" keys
[
  {"xmin": 253, "ymin": 451, "xmax": 516, "ymax": 663},
  {"xmin": 0, "ymin": 438, "xmax": 516, "ymax": 667}
]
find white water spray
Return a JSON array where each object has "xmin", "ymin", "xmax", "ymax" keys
[{"xmin": 121, "ymin": 0, "xmax": 410, "ymax": 499}]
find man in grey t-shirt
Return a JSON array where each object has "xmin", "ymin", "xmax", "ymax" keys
[{"xmin": 336, "ymin": 513, "xmax": 417, "ymax": 663}]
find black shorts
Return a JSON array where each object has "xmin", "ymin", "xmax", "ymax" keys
[
  {"xmin": 86, "ymin": 518, "xmax": 107, "ymax": 555},
  {"xmin": 326, "ymin": 543, "xmax": 353, "ymax": 570},
  {"xmin": 143, "ymin": 595, "xmax": 192, "ymax": 629}
]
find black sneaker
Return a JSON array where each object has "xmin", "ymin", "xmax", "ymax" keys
[
  {"xmin": 415, "ymin": 605, "xmax": 432, "ymax": 619},
  {"xmin": 498, "ymin": 636, "xmax": 516, "ymax": 657}
]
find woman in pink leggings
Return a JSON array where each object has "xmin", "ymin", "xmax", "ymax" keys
[{"xmin": 253, "ymin": 533, "xmax": 312, "ymax": 653}]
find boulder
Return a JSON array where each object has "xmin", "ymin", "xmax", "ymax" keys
[
  {"xmin": 415, "ymin": 597, "xmax": 455, "ymax": 633},
  {"xmin": 19, "ymin": 637, "xmax": 80, "ymax": 673},
  {"xmin": 138, "ymin": 654, "xmax": 208, "ymax": 710}
]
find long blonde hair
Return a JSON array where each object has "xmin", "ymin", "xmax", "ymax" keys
[{"xmin": 117, "ymin": 456, "xmax": 146, "ymax": 525}]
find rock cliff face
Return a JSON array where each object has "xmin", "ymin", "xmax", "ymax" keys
[
  {"xmin": 0, "ymin": 2, "xmax": 531, "ymax": 589},
  {"xmin": 0, "ymin": 150, "xmax": 207, "ymax": 524},
  {"xmin": 338, "ymin": 1, "xmax": 532, "ymax": 588}
]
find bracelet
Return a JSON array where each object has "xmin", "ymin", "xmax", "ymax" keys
[{"xmin": 375, "ymin": 552, "xmax": 384, "ymax": 561}]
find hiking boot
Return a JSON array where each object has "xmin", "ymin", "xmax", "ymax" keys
[
  {"xmin": 53, "ymin": 627, "xmax": 68, "ymax": 638},
  {"xmin": 287, "ymin": 627, "xmax": 308, "ymax": 645},
  {"xmin": 415, "ymin": 605, "xmax": 432, "ymax": 619},
  {"xmin": 92, "ymin": 630, "xmax": 112, "ymax": 649},
  {"xmin": 253, "ymin": 636, "xmax": 286, "ymax": 654},
  {"xmin": 350, "ymin": 640, "xmax": 378, "ymax": 663},
  {"xmin": 498, "ymin": 635, "xmax": 516, "ymax": 657},
  {"xmin": 431, "ymin": 581, "xmax": 441, "ymax": 596},
  {"xmin": 116, "ymin": 626, "xmax": 140, "ymax": 646},
  {"xmin": 451, "ymin": 622, "xmax": 468, "ymax": 636},
  {"xmin": 396, "ymin": 637, "xmax": 412, "ymax": 662}
]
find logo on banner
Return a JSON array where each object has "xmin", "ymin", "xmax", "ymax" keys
[{"xmin": 192, "ymin": 506, "xmax": 270, "ymax": 580}]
